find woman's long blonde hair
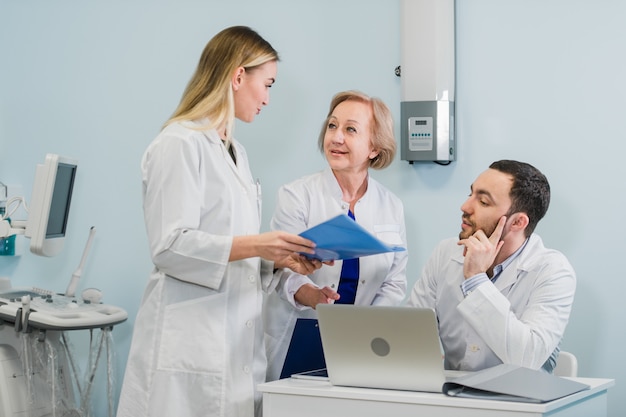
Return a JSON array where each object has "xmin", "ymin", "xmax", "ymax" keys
[{"xmin": 165, "ymin": 26, "xmax": 279, "ymax": 143}]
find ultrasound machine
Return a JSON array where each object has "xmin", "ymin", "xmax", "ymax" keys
[{"xmin": 0, "ymin": 154, "xmax": 127, "ymax": 417}]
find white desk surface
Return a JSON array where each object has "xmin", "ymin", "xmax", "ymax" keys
[{"xmin": 259, "ymin": 376, "xmax": 614, "ymax": 414}]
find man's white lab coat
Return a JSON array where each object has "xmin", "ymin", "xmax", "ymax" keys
[{"xmin": 408, "ymin": 234, "xmax": 576, "ymax": 372}]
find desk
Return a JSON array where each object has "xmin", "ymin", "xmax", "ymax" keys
[{"xmin": 259, "ymin": 376, "xmax": 614, "ymax": 417}]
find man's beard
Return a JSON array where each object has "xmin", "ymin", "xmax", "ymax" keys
[{"xmin": 459, "ymin": 216, "xmax": 501, "ymax": 240}]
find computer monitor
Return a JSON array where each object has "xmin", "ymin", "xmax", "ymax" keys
[{"xmin": 24, "ymin": 154, "xmax": 78, "ymax": 257}]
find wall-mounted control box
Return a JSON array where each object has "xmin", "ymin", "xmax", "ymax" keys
[
  {"xmin": 401, "ymin": 100, "xmax": 455, "ymax": 163},
  {"xmin": 400, "ymin": 0, "xmax": 455, "ymax": 164}
]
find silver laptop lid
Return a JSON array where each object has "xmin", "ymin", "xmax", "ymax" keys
[{"xmin": 316, "ymin": 304, "xmax": 446, "ymax": 393}]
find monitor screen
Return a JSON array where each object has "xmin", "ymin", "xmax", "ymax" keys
[
  {"xmin": 46, "ymin": 162, "xmax": 75, "ymax": 238},
  {"xmin": 25, "ymin": 154, "xmax": 78, "ymax": 257}
]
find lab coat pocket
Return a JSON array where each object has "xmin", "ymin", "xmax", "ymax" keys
[
  {"xmin": 374, "ymin": 223, "xmax": 403, "ymax": 246},
  {"xmin": 157, "ymin": 293, "xmax": 226, "ymax": 374}
]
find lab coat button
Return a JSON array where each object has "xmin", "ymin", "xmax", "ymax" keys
[
  {"xmin": 330, "ymin": 284, "xmax": 336, "ymax": 289},
  {"xmin": 469, "ymin": 344, "xmax": 480, "ymax": 352},
  {"xmin": 243, "ymin": 365, "xmax": 251, "ymax": 374},
  {"xmin": 246, "ymin": 320, "xmax": 253, "ymax": 328},
  {"xmin": 248, "ymin": 275, "xmax": 255, "ymax": 283}
]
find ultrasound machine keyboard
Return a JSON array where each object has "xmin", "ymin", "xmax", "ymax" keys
[{"xmin": 0, "ymin": 287, "xmax": 127, "ymax": 331}]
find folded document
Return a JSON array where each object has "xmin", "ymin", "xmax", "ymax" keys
[
  {"xmin": 443, "ymin": 364, "xmax": 590, "ymax": 403},
  {"xmin": 298, "ymin": 214, "xmax": 405, "ymax": 261}
]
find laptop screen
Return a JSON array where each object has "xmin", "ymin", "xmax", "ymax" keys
[{"xmin": 279, "ymin": 318, "xmax": 327, "ymax": 379}]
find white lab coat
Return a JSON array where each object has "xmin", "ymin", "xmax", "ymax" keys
[
  {"xmin": 407, "ymin": 234, "xmax": 576, "ymax": 372},
  {"xmin": 117, "ymin": 120, "xmax": 276, "ymax": 417},
  {"xmin": 264, "ymin": 168, "xmax": 408, "ymax": 381}
]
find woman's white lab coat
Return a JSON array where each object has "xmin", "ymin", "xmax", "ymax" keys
[
  {"xmin": 117, "ymin": 120, "xmax": 276, "ymax": 417},
  {"xmin": 407, "ymin": 235, "xmax": 576, "ymax": 372},
  {"xmin": 264, "ymin": 168, "xmax": 408, "ymax": 381}
]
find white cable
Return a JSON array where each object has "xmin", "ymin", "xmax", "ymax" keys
[
  {"xmin": 81, "ymin": 329, "xmax": 106, "ymax": 416},
  {"xmin": 61, "ymin": 332, "xmax": 84, "ymax": 399},
  {"xmin": 2, "ymin": 195, "xmax": 27, "ymax": 219}
]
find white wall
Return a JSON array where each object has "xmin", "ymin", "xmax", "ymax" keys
[{"xmin": 1, "ymin": 0, "xmax": 624, "ymax": 415}]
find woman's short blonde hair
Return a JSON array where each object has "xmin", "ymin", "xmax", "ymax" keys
[
  {"xmin": 317, "ymin": 90, "xmax": 396, "ymax": 169},
  {"xmin": 165, "ymin": 26, "xmax": 279, "ymax": 142}
]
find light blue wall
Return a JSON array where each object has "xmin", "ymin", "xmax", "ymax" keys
[{"xmin": 1, "ymin": 0, "xmax": 624, "ymax": 415}]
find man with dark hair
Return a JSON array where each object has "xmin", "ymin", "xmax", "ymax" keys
[{"xmin": 408, "ymin": 160, "xmax": 575, "ymax": 373}]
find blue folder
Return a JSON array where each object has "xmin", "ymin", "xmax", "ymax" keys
[{"xmin": 298, "ymin": 214, "xmax": 406, "ymax": 261}]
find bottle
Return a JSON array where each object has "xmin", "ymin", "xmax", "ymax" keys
[{"xmin": 0, "ymin": 182, "xmax": 16, "ymax": 256}]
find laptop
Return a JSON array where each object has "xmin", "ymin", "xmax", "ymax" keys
[{"xmin": 315, "ymin": 304, "xmax": 446, "ymax": 392}]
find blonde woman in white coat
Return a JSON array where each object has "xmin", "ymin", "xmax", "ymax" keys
[
  {"xmin": 264, "ymin": 91, "xmax": 408, "ymax": 382},
  {"xmin": 116, "ymin": 26, "xmax": 322, "ymax": 417}
]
